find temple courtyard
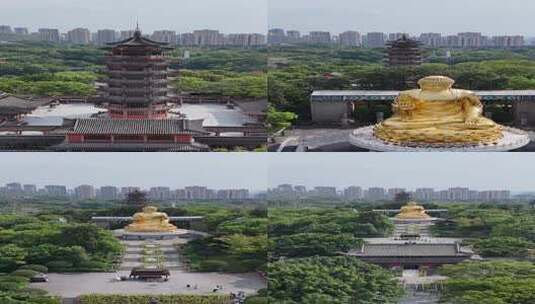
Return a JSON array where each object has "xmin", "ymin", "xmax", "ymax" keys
[
  {"xmin": 30, "ymin": 271, "xmax": 264, "ymax": 297},
  {"xmin": 30, "ymin": 237, "xmax": 265, "ymax": 298}
]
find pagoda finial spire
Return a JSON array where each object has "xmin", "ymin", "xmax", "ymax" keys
[{"xmin": 134, "ymin": 20, "xmax": 141, "ymax": 38}]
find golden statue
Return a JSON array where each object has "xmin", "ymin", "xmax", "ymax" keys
[
  {"xmin": 125, "ymin": 206, "xmax": 177, "ymax": 233},
  {"xmin": 374, "ymin": 76, "xmax": 503, "ymax": 144},
  {"xmin": 395, "ymin": 202, "xmax": 431, "ymax": 220}
]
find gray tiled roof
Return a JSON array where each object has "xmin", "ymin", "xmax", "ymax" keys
[
  {"xmin": 71, "ymin": 118, "xmax": 208, "ymax": 135},
  {"xmin": 51, "ymin": 142, "xmax": 209, "ymax": 152},
  {"xmin": 0, "ymin": 95, "xmax": 52, "ymax": 114},
  {"xmin": 358, "ymin": 243, "xmax": 461, "ymax": 257}
]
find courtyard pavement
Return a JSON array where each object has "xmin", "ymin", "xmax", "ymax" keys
[
  {"xmin": 275, "ymin": 127, "xmax": 535, "ymax": 152},
  {"xmin": 30, "ymin": 271, "xmax": 265, "ymax": 297}
]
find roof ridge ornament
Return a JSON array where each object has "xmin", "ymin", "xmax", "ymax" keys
[{"xmin": 134, "ymin": 21, "xmax": 141, "ymax": 38}]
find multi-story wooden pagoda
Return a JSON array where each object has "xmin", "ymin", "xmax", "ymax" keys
[
  {"xmin": 53, "ymin": 27, "xmax": 211, "ymax": 152},
  {"xmin": 385, "ymin": 35, "xmax": 423, "ymax": 66},
  {"xmin": 102, "ymin": 26, "xmax": 173, "ymax": 119}
]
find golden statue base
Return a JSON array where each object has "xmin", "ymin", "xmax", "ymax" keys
[{"xmin": 350, "ymin": 126, "xmax": 529, "ymax": 152}]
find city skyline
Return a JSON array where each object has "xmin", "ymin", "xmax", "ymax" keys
[
  {"xmin": 0, "ymin": 153, "xmax": 268, "ymax": 190},
  {"xmin": 269, "ymin": 0, "xmax": 535, "ymax": 36},
  {"xmin": 268, "ymin": 153, "xmax": 535, "ymax": 192},
  {"xmin": 1, "ymin": 0, "xmax": 267, "ymax": 33}
]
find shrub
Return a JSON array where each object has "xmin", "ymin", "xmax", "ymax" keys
[
  {"xmin": 0, "ymin": 282, "xmax": 23, "ymax": 291},
  {"xmin": 245, "ymin": 296, "xmax": 268, "ymax": 304},
  {"xmin": 198, "ymin": 260, "xmax": 229, "ymax": 272},
  {"xmin": 0, "ymin": 275, "xmax": 29, "ymax": 283},
  {"xmin": 11, "ymin": 269, "xmax": 38, "ymax": 278},
  {"xmin": 46, "ymin": 260, "xmax": 73, "ymax": 272},
  {"xmin": 19, "ymin": 264, "xmax": 48, "ymax": 273}
]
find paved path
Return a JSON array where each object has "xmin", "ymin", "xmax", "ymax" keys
[{"xmin": 31, "ymin": 271, "xmax": 265, "ymax": 297}]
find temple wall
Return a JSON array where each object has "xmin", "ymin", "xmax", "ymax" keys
[
  {"xmin": 514, "ymin": 100, "xmax": 535, "ymax": 128},
  {"xmin": 310, "ymin": 101, "xmax": 347, "ymax": 122}
]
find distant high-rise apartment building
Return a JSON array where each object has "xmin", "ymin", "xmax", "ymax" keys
[
  {"xmin": 23, "ymin": 184, "xmax": 37, "ymax": 194},
  {"xmin": 286, "ymin": 30, "xmax": 301, "ymax": 43},
  {"xmin": 445, "ymin": 35, "xmax": 460, "ymax": 48},
  {"xmin": 0, "ymin": 25, "xmax": 13, "ymax": 34},
  {"xmin": 294, "ymin": 185, "xmax": 307, "ymax": 196},
  {"xmin": 75, "ymin": 185, "xmax": 96, "ymax": 200},
  {"xmin": 419, "ymin": 33, "xmax": 443, "ymax": 47},
  {"xmin": 99, "ymin": 186, "xmax": 118, "ymax": 200},
  {"xmin": 13, "ymin": 27, "xmax": 29, "ymax": 35},
  {"xmin": 448, "ymin": 187, "xmax": 470, "ymax": 201},
  {"xmin": 38, "ymin": 28, "xmax": 60, "ymax": 43},
  {"xmin": 387, "ymin": 188, "xmax": 406, "ymax": 200},
  {"xmin": 366, "ymin": 187, "xmax": 386, "ymax": 201},
  {"xmin": 458, "ymin": 32, "xmax": 483, "ymax": 48},
  {"xmin": 268, "ymin": 28, "xmax": 286, "ymax": 44},
  {"xmin": 193, "ymin": 30, "xmax": 224, "ymax": 46},
  {"xmin": 96, "ymin": 29, "xmax": 117, "ymax": 45},
  {"xmin": 309, "ymin": 31, "xmax": 331, "ymax": 44},
  {"xmin": 339, "ymin": 31, "xmax": 362, "ymax": 47},
  {"xmin": 152, "ymin": 30, "xmax": 177, "ymax": 44},
  {"xmin": 311, "ymin": 186, "xmax": 337, "ymax": 198},
  {"xmin": 148, "ymin": 187, "xmax": 171, "ymax": 201},
  {"xmin": 226, "ymin": 33, "xmax": 250, "ymax": 47},
  {"xmin": 365, "ymin": 32, "xmax": 386, "ymax": 48},
  {"xmin": 249, "ymin": 33, "xmax": 266, "ymax": 46},
  {"xmin": 388, "ymin": 33, "xmax": 406, "ymax": 41},
  {"xmin": 217, "ymin": 189, "xmax": 250, "ymax": 200},
  {"xmin": 178, "ymin": 33, "xmax": 196, "ymax": 46},
  {"xmin": 185, "ymin": 186, "xmax": 209, "ymax": 200},
  {"xmin": 344, "ymin": 186, "xmax": 363, "ymax": 200},
  {"xmin": 414, "ymin": 188, "xmax": 435, "ymax": 201},
  {"xmin": 67, "ymin": 28, "xmax": 90, "ymax": 44},
  {"xmin": 479, "ymin": 190, "xmax": 510, "ymax": 201},
  {"xmin": 45, "ymin": 185, "xmax": 67, "ymax": 197},
  {"xmin": 121, "ymin": 187, "xmax": 140, "ymax": 198},
  {"xmin": 492, "ymin": 35, "xmax": 524, "ymax": 48},
  {"xmin": 6, "ymin": 183, "xmax": 22, "ymax": 193}
]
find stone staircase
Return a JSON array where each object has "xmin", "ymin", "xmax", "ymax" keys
[{"xmin": 119, "ymin": 240, "xmax": 182, "ymax": 270}]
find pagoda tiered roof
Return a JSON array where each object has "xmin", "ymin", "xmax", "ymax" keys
[{"xmin": 105, "ymin": 29, "xmax": 173, "ymax": 50}]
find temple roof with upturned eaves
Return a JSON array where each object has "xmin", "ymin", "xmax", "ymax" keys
[{"xmin": 106, "ymin": 27, "xmax": 173, "ymax": 49}]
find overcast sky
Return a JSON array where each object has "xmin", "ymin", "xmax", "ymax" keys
[
  {"xmin": 269, "ymin": 0, "xmax": 534, "ymax": 36},
  {"xmin": 1, "ymin": 0, "xmax": 267, "ymax": 33},
  {"xmin": 268, "ymin": 153, "xmax": 535, "ymax": 192},
  {"xmin": 0, "ymin": 153, "xmax": 268, "ymax": 191}
]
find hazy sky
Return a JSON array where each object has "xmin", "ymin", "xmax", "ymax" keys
[
  {"xmin": 2, "ymin": 153, "xmax": 535, "ymax": 192},
  {"xmin": 0, "ymin": 153, "xmax": 268, "ymax": 190},
  {"xmin": 268, "ymin": 153, "xmax": 535, "ymax": 192},
  {"xmin": 269, "ymin": 0, "xmax": 535, "ymax": 35},
  {"xmin": 1, "ymin": 0, "xmax": 267, "ymax": 33}
]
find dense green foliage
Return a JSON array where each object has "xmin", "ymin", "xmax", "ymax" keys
[
  {"xmin": 269, "ymin": 46, "xmax": 535, "ymax": 121},
  {"xmin": 268, "ymin": 256, "xmax": 403, "ymax": 304},
  {"xmin": 80, "ymin": 294, "xmax": 230, "ymax": 304},
  {"xmin": 0, "ymin": 43, "xmax": 267, "ymax": 99},
  {"xmin": 176, "ymin": 48, "xmax": 267, "ymax": 72},
  {"xmin": 267, "ymin": 208, "xmax": 400, "ymax": 303},
  {"xmin": 175, "ymin": 70, "xmax": 266, "ymax": 98},
  {"xmin": 0, "ymin": 214, "xmax": 122, "ymax": 273},
  {"xmin": 0, "ymin": 42, "xmax": 103, "ymax": 96},
  {"xmin": 269, "ymin": 207, "xmax": 391, "ymax": 258},
  {"xmin": 266, "ymin": 106, "xmax": 297, "ymax": 132},
  {"xmin": 432, "ymin": 205, "xmax": 535, "ymax": 257},
  {"xmin": 182, "ymin": 205, "xmax": 267, "ymax": 273},
  {"xmin": 0, "ymin": 71, "xmax": 97, "ymax": 96},
  {"xmin": 439, "ymin": 260, "xmax": 535, "ymax": 304}
]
